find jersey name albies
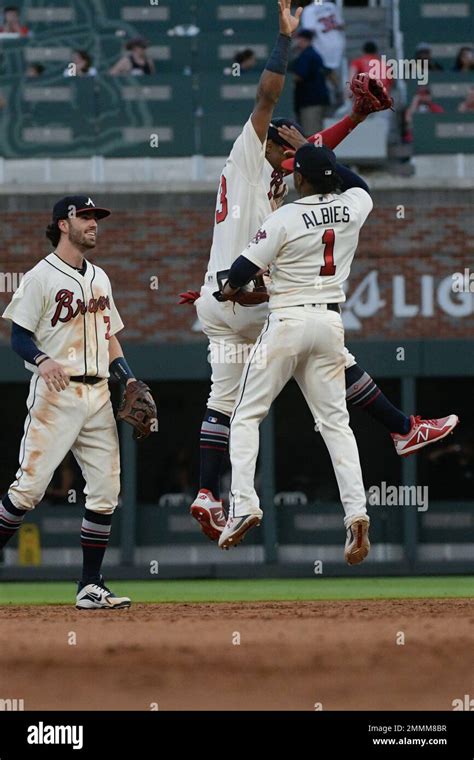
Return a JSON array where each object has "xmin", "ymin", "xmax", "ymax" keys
[{"xmin": 243, "ymin": 188, "xmax": 373, "ymax": 308}]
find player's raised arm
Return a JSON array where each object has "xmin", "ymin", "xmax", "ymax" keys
[{"xmin": 251, "ymin": 0, "xmax": 302, "ymax": 143}]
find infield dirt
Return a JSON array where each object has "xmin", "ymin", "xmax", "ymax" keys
[{"xmin": 0, "ymin": 599, "xmax": 472, "ymax": 710}]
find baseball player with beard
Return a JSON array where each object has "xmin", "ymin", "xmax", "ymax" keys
[
  {"xmin": 1, "ymin": 195, "xmax": 156, "ymax": 609},
  {"xmin": 180, "ymin": 4, "xmax": 458, "ymax": 543}
]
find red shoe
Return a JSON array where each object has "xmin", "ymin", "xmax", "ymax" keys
[
  {"xmin": 392, "ymin": 414, "xmax": 459, "ymax": 457},
  {"xmin": 190, "ymin": 489, "xmax": 226, "ymax": 541}
]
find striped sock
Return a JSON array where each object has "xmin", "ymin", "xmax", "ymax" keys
[
  {"xmin": 0, "ymin": 496, "xmax": 27, "ymax": 549},
  {"xmin": 80, "ymin": 509, "xmax": 112, "ymax": 585},
  {"xmin": 345, "ymin": 364, "xmax": 410, "ymax": 435},
  {"xmin": 199, "ymin": 408, "xmax": 230, "ymax": 498}
]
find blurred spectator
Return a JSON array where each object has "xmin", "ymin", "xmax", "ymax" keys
[
  {"xmin": 300, "ymin": 0, "xmax": 345, "ymax": 100},
  {"xmin": 26, "ymin": 63, "xmax": 44, "ymax": 78},
  {"xmin": 453, "ymin": 46, "xmax": 474, "ymax": 72},
  {"xmin": 458, "ymin": 86, "xmax": 474, "ymax": 112},
  {"xmin": 403, "ymin": 86, "xmax": 444, "ymax": 143},
  {"xmin": 292, "ymin": 29, "xmax": 330, "ymax": 135},
  {"xmin": 109, "ymin": 37, "xmax": 155, "ymax": 76},
  {"xmin": 234, "ymin": 48, "xmax": 257, "ymax": 73},
  {"xmin": 349, "ymin": 41, "xmax": 392, "ymax": 92},
  {"xmin": 415, "ymin": 42, "xmax": 443, "ymax": 72},
  {"xmin": 0, "ymin": 5, "xmax": 29, "ymax": 36},
  {"xmin": 63, "ymin": 50, "xmax": 97, "ymax": 77}
]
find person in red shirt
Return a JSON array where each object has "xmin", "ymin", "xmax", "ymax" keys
[
  {"xmin": 403, "ymin": 86, "xmax": 444, "ymax": 143},
  {"xmin": 0, "ymin": 5, "xmax": 30, "ymax": 36},
  {"xmin": 349, "ymin": 41, "xmax": 392, "ymax": 92}
]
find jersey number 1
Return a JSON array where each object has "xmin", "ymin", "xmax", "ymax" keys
[
  {"xmin": 320, "ymin": 229, "xmax": 336, "ymax": 276},
  {"xmin": 216, "ymin": 175, "xmax": 228, "ymax": 224}
]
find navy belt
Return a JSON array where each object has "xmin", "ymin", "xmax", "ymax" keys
[{"xmin": 69, "ymin": 376, "xmax": 104, "ymax": 384}]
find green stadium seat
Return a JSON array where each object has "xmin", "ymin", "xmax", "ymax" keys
[
  {"xmin": 199, "ymin": 72, "xmax": 294, "ymax": 156},
  {"xmin": 0, "ymin": 37, "xmax": 28, "ymax": 75},
  {"xmin": 196, "ymin": 1, "xmax": 271, "ymax": 32},
  {"xmin": 400, "ymin": 0, "xmax": 474, "ymax": 60},
  {"xmin": 406, "ymin": 72, "xmax": 474, "ymax": 112},
  {"xmin": 0, "ymin": 75, "xmax": 97, "ymax": 158},
  {"xmin": 413, "ymin": 112, "xmax": 474, "ymax": 154},
  {"xmin": 100, "ymin": 0, "xmax": 193, "ymax": 30},
  {"xmin": 96, "ymin": 75, "xmax": 195, "ymax": 157},
  {"xmin": 100, "ymin": 34, "xmax": 193, "ymax": 75},
  {"xmin": 197, "ymin": 29, "xmax": 271, "ymax": 72}
]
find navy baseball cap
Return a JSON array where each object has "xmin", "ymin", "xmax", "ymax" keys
[
  {"xmin": 52, "ymin": 195, "xmax": 111, "ymax": 223},
  {"xmin": 268, "ymin": 117, "xmax": 304, "ymax": 148},
  {"xmin": 282, "ymin": 143, "xmax": 337, "ymax": 179}
]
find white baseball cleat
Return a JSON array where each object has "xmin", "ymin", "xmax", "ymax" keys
[
  {"xmin": 76, "ymin": 577, "xmax": 131, "ymax": 610},
  {"xmin": 344, "ymin": 516, "xmax": 370, "ymax": 566},
  {"xmin": 391, "ymin": 414, "xmax": 459, "ymax": 457},
  {"xmin": 218, "ymin": 511, "xmax": 263, "ymax": 550},
  {"xmin": 190, "ymin": 489, "xmax": 226, "ymax": 541}
]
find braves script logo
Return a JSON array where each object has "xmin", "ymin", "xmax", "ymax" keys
[
  {"xmin": 268, "ymin": 169, "xmax": 284, "ymax": 201},
  {"xmin": 251, "ymin": 229, "xmax": 267, "ymax": 245},
  {"xmin": 51, "ymin": 289, "xmax": 110, "ymax": 326}
]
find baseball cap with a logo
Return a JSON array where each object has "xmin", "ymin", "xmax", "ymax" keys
[
  {"xmin": 52, "ymin": 195, "xmax": 111, "ymax": 223},
  {"xmin": 282, "ymin": 144, "xmax": 337, "ymax": 179}
]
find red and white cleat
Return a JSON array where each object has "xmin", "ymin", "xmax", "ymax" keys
[
  {"xmin": 391, "ymin": 414, "xmax": 459, "ymax": 457},
  {"xmin": 190, "ymin": 489, "xmax": 226, "ymax": 541}
]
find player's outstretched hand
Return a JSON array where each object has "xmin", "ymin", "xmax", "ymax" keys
[
  {"xmin": 278, "ymin": 0, "xmax": 302, "ymax": 37},
  {"xmin": 38, "ymin": 358, "xmax": 70, "ymax": 392},
  {"xmin": 277, "ymin": 124, "xmax": 307, "ymax": 150}
]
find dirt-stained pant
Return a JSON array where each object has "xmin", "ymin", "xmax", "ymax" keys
[
  {"xmin": 8, "ymin": 376, "xmax": 120, "ymax": 514},
  {"xmin": 229, "ymin": 305, "xmax": 367, "ymax": 529},
  {"xmin": 196, "ymin": 285, "xmax": 357, "ymax": 417}
]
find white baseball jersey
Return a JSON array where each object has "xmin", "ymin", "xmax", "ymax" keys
[
  {"xmin": 206, "ymin": 117, "xmax": 287, "ymax": 277},
  {"xmin": 241, "ymin": 188, "xmax": 373, "ymax": 309},
  {"xmin": 2, "ymin": 252, "xmax": 123, "ymax": 377},
  {"xmin": 301, "ymin": 1, "xmax": 345, "ymax": 70}
]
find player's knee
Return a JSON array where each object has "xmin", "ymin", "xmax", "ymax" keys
[
  {"xmin": 8, "ymin": 488, "xmax": 41, "ymax": 512},
  {"xmin": 85, "ymin": 476, "xmax": 120, "ymax": 514},
  {"xmin": 207, "ymin": 393, "xmax": 235, "ymax": 417}
]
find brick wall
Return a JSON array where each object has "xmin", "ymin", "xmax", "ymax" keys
[{"xmin": 0, "ymin": 188, "xmax": 473, "ymax": 343}]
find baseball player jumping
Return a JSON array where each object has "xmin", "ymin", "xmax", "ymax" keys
[
  {"xmin": 216, "ymin": 143, "xmax": 375, "ymax": 560},
  {"xmin": 181, "ymin": 1, "xmax": 458, "ymax": 543},
  {"xmin": 1, "ymin": 195, "xmax": 156, "ymax": 609}
]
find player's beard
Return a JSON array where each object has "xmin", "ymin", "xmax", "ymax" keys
[{"xmin": 69, "ymin": 225, "xmax": 97, "ymax": 250}]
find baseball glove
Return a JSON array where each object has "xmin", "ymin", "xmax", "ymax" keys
[
  {"xmin": 117, "ymin": 380, "xmax": 157, "ymax": 440},
  {"xmin": 213, "ymin": 275, "xmax": 269, "ymax": 307},
  {"xmin": 349, "ymin": 73, "xmax": 393, "ymax": 115}
]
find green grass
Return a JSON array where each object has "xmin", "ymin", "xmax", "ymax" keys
[{"xmin": 0, "ymin": 577, "xmax": 472, "ymax": 605}]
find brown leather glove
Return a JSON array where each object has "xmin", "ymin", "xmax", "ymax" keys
[
  {"xmin": 116, "ymin": 380, "xmax": 157, "ymax": 440},
  {"xmin": 349, "ymin": 73, "xmax": 394, "ymax": 115}
]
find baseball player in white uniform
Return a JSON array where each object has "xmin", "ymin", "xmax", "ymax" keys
[
  {"xmin": 184, "ymin": 5, "xmax": 457, "ymax": 545},
  {"xmin": 0, "ymin": 195, "xmax": 152, "ymax": 609},
  {"xmin": 216, "ymin": 144, "xmax": 372, "ymax": 561},
  {"xmin": 300, "ymin": 0, "xmax": 345, "ymax": 71}
]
